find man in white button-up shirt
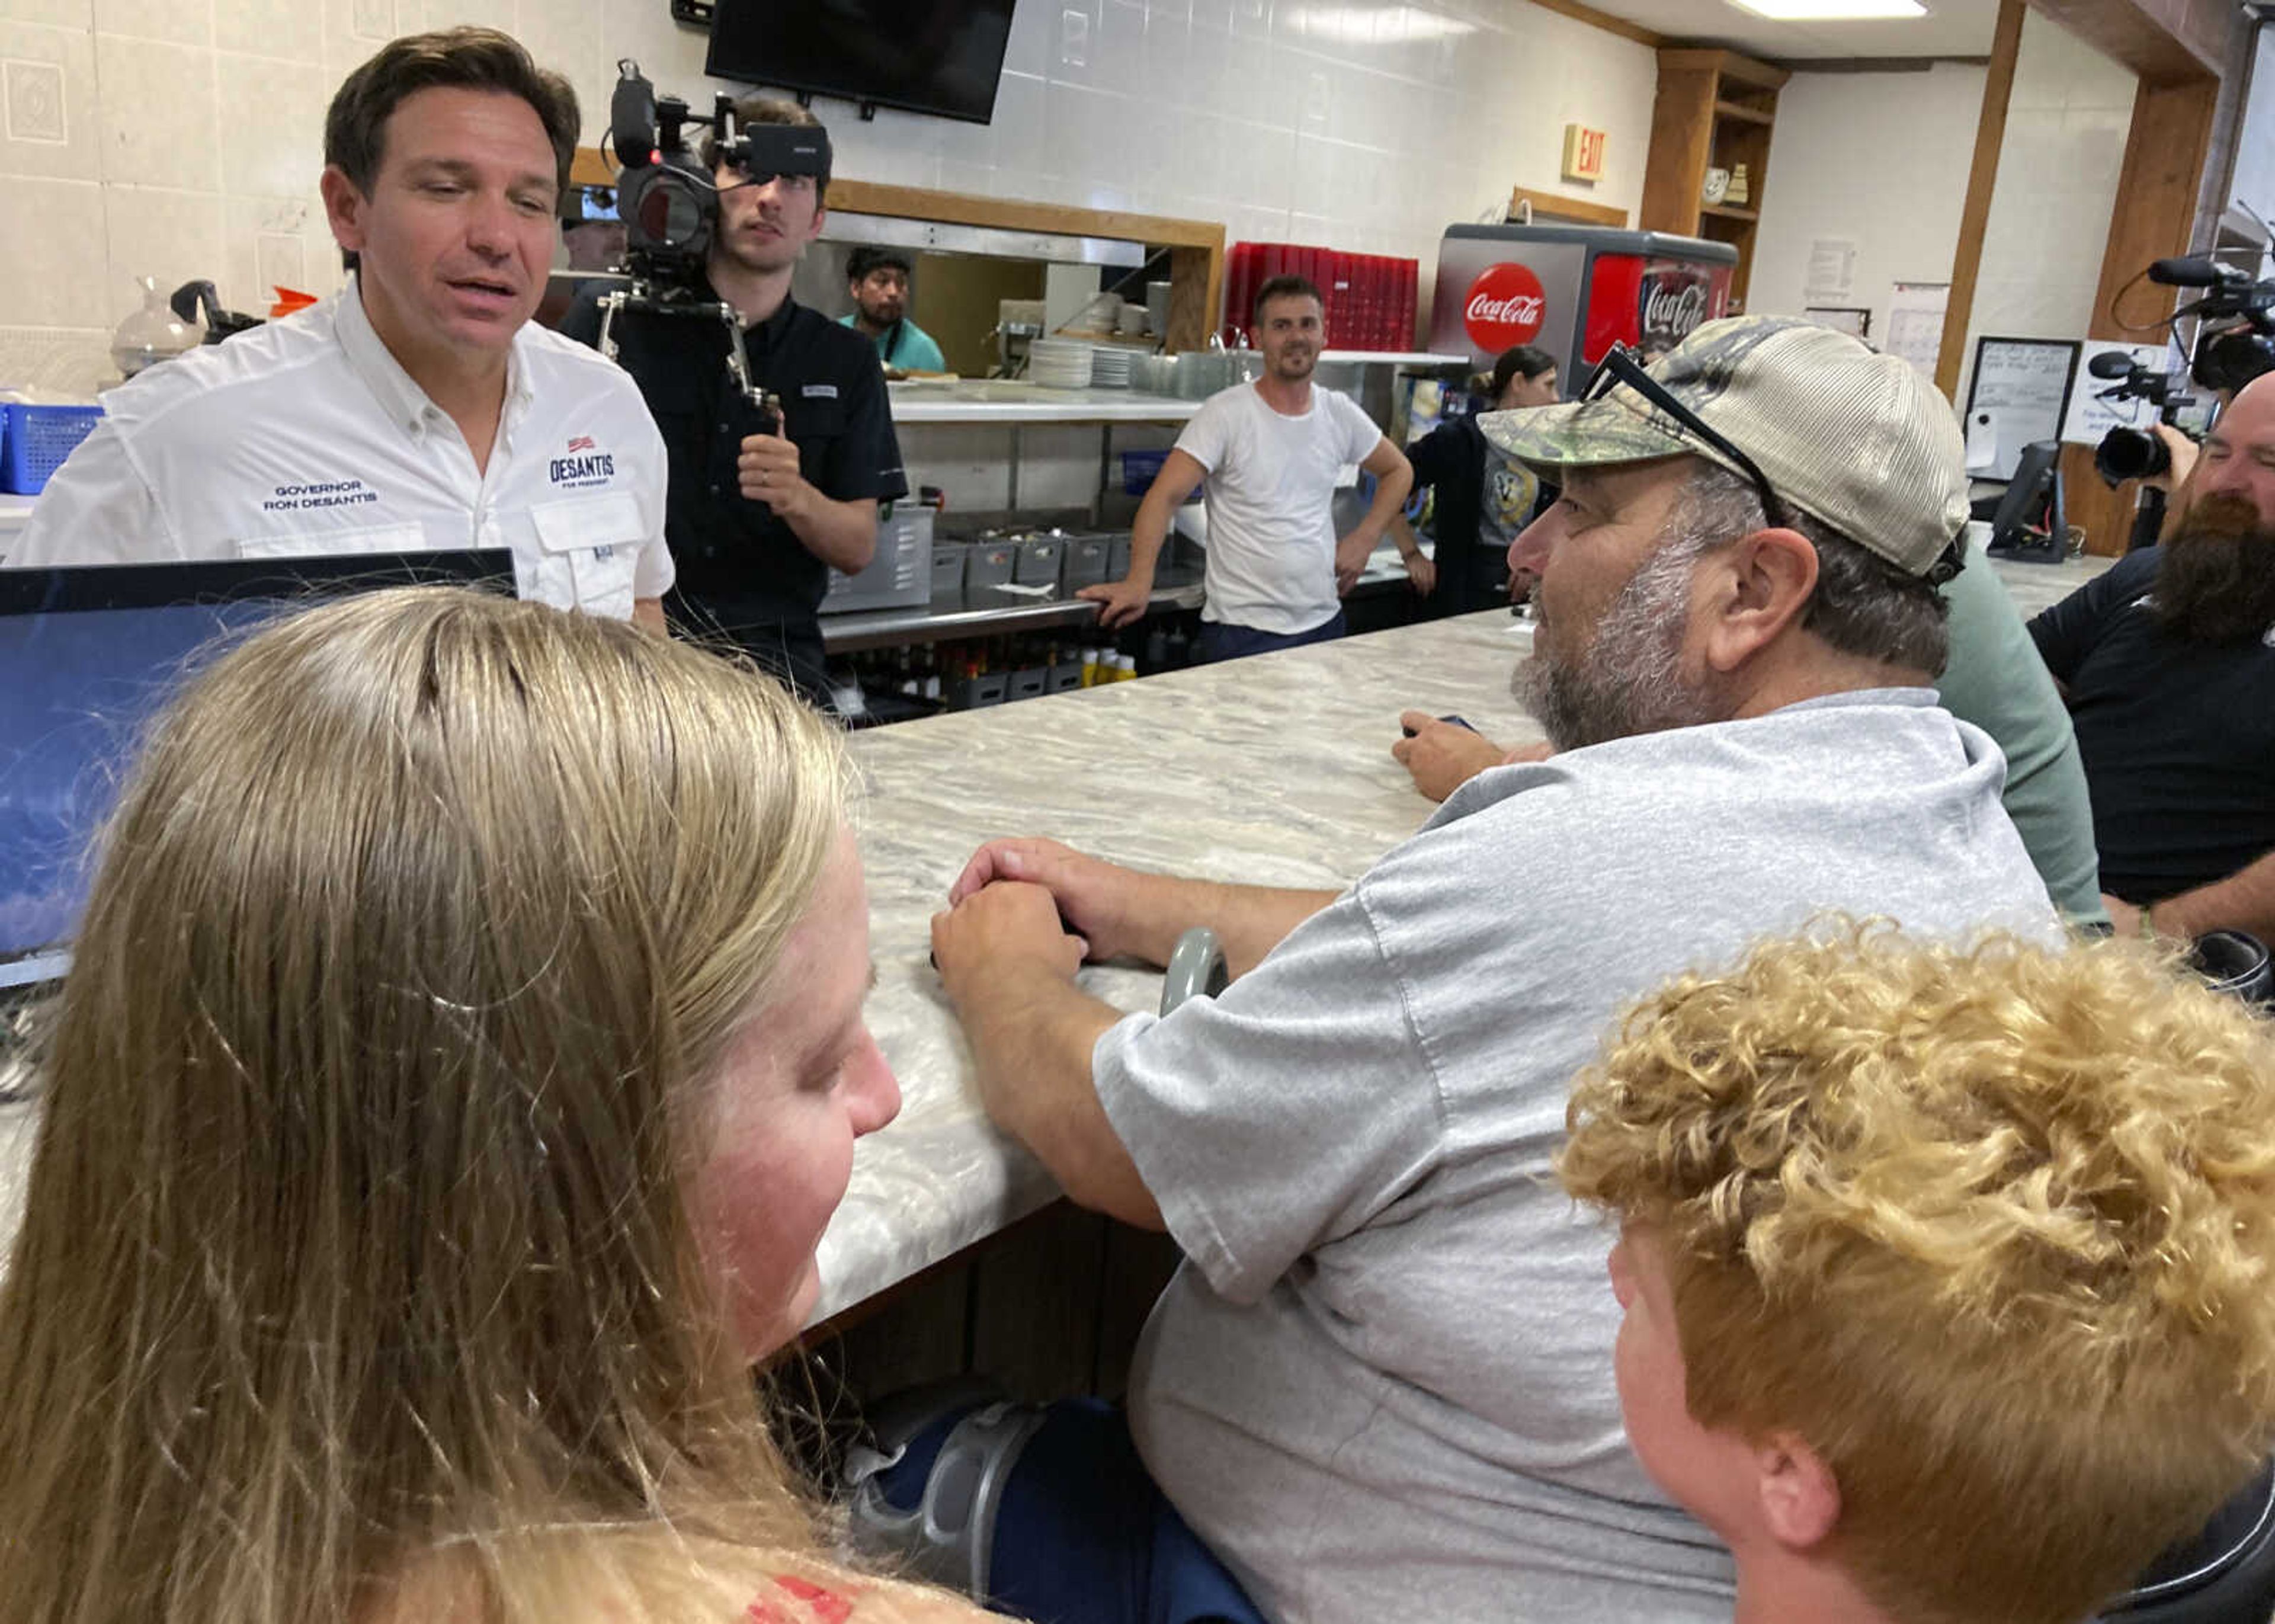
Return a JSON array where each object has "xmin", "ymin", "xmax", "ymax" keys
[{"xmin": 7, "ymin": 29, "xmax": 671, "ymax": 628}]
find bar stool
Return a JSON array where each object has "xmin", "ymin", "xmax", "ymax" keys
[{"xmin": 2094, "ymin": 930, "xmax": 2275, "ymax": 1621}]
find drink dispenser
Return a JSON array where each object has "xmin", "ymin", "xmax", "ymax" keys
[{"xmin": 1428, "ymin": 224, "xmax": 1737, "ymax": 394}]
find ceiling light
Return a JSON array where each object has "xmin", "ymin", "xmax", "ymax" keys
[
  {"xmin": 1728, "ymin": 0, "xmax": 1927, "ymax": 17},
  {"xmin": 1293, "ymin": 6, "xmax": 1478, "ymax": 44}
]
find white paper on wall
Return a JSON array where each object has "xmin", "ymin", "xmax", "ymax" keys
[{"xmin": 1803, "ymin": 238, "xmax": 1857, "ymax": 302}]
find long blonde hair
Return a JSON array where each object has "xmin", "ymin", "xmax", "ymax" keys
[{"xmin": 0, "ymin": 589, "xmax": 854, "ymax": 1623}]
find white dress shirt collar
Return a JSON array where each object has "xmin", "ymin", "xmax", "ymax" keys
[{"xmin": 333, "ymin": 273, "xmax": 534, "ymax": 441}]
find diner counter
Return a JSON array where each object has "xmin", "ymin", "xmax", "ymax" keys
[
  {"xmin": 0, "ymin": 552, "xmax": 2116, "ymax": 1317},
  {"xmin": 810, "ymin": 547, "xmax": 2113, "ymax": 1320}
]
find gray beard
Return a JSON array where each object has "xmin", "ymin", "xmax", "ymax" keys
[{"xmin": 1513, "ymin": 540, "xmax": 1731, "ymax": 750}]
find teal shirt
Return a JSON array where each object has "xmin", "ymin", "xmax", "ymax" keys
[
  {"xmin": 1937, "ymin": 559, "xmax": 2109, "ymax": 927},
  {"xmin": 841, "ymin": 313, "xmax": 946, "ymax": 373}
]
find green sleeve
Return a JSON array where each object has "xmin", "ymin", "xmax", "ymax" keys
[
  {"xmin": 1936, "ymin": 560, "xmax": 2109, "ymax": 927},
  {"xmin": 902, "ymin": 323, "xmax": 948, "ymax": 373}
]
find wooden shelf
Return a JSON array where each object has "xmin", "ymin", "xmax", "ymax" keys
[{"xmin": 1640, "ymin": 46, "xmax": 1783, "ymax": 306}]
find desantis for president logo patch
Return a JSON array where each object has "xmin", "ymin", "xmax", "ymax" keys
[{"xmin": 550, "ymin": 435, "xmax": 615, "ymax": 489}]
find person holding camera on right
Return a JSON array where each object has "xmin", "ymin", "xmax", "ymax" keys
[
  {"xmin": 2030, "ymin": 368, "xmax": 2275, "ymax": 941},
  {"xmin": 562, "ymin": 98, "xmax": 905, "ymax": 710}
]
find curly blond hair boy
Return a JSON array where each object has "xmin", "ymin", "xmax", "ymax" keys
[{"xmin": 1560, "ymin": 924, "xmax": 2275, "ymax": 1624}]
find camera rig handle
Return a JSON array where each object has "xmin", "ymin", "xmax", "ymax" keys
[{"xmin": 594, "ymin": 288, "xmax": 778, "ymax": 433}]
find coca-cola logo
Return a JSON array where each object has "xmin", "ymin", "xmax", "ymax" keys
[
  {"xmin": 1639, "ymin": 268, "xmax": 1712, "ymax": 347},
  {"xmin": 1463, "ymin": 262, "xmax": 1547, "ymax": 351}
]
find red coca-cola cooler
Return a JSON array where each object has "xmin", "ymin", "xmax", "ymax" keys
[{"xmin": 1428, "ymin": 223, "xmax": 1738, "ymax": 390}]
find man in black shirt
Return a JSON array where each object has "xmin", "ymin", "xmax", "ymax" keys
[
  {"xmin": 562, "ymin": 98, "xmax": 905, "ymax": 707},
  {"xmin": 2029, "ymin": 370, "xmax": 2275, "ymax": 940}
]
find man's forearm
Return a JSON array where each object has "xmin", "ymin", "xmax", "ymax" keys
[
  {"xmin": 1345, "ymin": 464, "xmax": 1415, "ymax": 547},
  {"xmin": 957, "ymin": 969, "xmax": 1164, "ymax": 1230},
  {"xmin": 2157, "ymin": 851, "xmax": 2275, "ymax": 941},
  {"xmin": 1124, "ymin": 488, "xmax": 1175, "ymax": 582},
  {"xmin": 1119, "ymin": 872, "xmax": 1339, "ymax": 978},
  {"xmin": 784, "ymin": 492, "xmax": 879, "ymax": 574}
]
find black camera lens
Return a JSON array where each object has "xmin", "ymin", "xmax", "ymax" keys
[
  {"xmin": 2195, "ymin": 330, "xmax": 2275, "ymax": 395},
  {"xmin": 2095, "ymin": 425, "xmax": 2170, "ymax": 486}
]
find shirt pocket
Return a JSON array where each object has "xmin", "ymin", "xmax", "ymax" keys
[
  {"xmin": 529, "ymin": 491, "xmax": 644, "ymax": 619},
  {"xmin": 235, "ymin": 520, "xmax": 428, "ymax": 559},
  {"xmin": 787, "ymin": 396, "xmax": 848, "ymax": 486}
]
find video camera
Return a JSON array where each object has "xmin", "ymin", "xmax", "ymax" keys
[
  {"xmin": 2087, "ymin": 348, "xmax": 2176, "ymax": 485},
  {"xmin": 2147, "ymin": 254, "xmax": 2275, "ymax": 394},
  {"xmin": 594, "ymin": 61, "xmax": 832, "ymax": 422},
  {"xmin": 2088, "ymin": 253, "xmax": 2275, "ymax": 494},
  {"xmin": 606, "ymin": 60, "xmax": 831, "ymax": 292}
]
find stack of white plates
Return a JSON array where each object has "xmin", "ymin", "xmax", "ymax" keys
[
  {"xmin": 1090, "ymin": 347, "xmax": 1134, "ymax": 388},
  {"xmin": 1028, "ymin": 338, "xmax": 1095, "ymax": 390}
]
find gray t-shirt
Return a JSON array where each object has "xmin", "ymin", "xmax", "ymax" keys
[{"xmin": 1095, "ymin": 690, "xmax": 2058, "ymax": 1624}]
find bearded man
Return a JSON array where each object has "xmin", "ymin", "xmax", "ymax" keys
[
  {"xmin": 921, "ymin": 317, "xmax": 2057, "ymax": 1624},
  {"xmin": 2030, "ymin": 370, "xmax": 2275, "ymax": 940}
]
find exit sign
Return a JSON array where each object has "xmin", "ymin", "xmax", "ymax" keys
[{"xmin": 1562, "ymin": 123, "xmax": 1607, "ymax": 182}]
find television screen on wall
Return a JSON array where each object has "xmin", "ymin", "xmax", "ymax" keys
[{"xmin": 706, "ymin": 0, "xmax": 1017, "ymax": 125}]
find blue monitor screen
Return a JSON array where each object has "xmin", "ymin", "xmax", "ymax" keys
[
  {"xmin": 0, "ymin": 598, "xmax": 283, "ymax": 986},
  {"xmin": 0, "ymin": 552, "xmax": 515, "ymax": 990}
]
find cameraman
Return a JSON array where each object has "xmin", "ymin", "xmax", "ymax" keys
[
  {"xmin": 2032, "ymin": 369, "xmax": 2275, "ymax": 940},
  {"xmin": 562, "ymin": 98, "xmax": 904, "ymax": 708}
]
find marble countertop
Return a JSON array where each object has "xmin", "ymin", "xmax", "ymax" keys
[
  {"xmin": 0, "ymin": 550, "xmax": 2117, "ymax": 1316},
  {"xmin": 815, "ymin": 604, "xmax": 1543, "ymax": 1319},
  {"xmin": 808, "ymin": 547, "xmax": 2115, "ymax": 1319}
]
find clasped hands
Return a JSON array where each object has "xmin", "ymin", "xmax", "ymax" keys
[{"xmin": 930, "ymin": 838, "xmax": 1148, "ymax": 1005}]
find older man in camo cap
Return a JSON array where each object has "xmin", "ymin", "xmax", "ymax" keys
[{"xmin": 925, "ymin": 314, "xmax": 2059, "ymax": 1623}]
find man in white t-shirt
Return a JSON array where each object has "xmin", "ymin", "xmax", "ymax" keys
[
  {"xmin": 5, "ymin": 29, "xmax": 671, "ymax": 626},
  {"xmin": 1080, "ymin": 276, "xmax": 1412, "ymax": 660}
]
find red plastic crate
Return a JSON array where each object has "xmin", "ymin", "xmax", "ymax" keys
[{"xmin": 1225, "ymin": 241, "xmax": 1420, "ymax": 353}]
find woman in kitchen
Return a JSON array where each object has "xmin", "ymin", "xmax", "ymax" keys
[
  {"xmin": 0, "ymin": 589, "xmax": 988, "ymax": 1624},
  {"xmin": 1393, "ymin": 343, "xmax": 1562, "ymax": 616}
]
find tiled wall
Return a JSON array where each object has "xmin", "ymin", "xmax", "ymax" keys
[
  {"xmin": 1956, "ymin": 7, "xmax": 2136, "ymax": 405},
  {"xmin": 0, "ymin": 0, "xmax": 1659, "ymax": 397},
  {"xmin": 1748, "ymin": 62, "xmax": 1985, "ymax": 345}
]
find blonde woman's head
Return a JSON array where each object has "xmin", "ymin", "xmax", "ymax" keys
[
  {"xmin": 1561, "ymin": 924, "xmax": 2275, "ymax": 1624},
  {"xmin": 0, "ymin": 587, "xmax": 897, "ymax": 1623}
]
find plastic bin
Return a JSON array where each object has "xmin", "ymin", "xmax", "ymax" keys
[
  {"xmin": 2, "ymin": 402, "xmax": 103, "ymax": 495},
  {"xmin": 929, "ymin": 540, "xmax": 968, "ymax": 604},
  {"xmin": 1014, "ymin": 537, "xmax": 1063, "ymax": 590},
  {"xmin": 1122, "ymin": 449, "xmax": 1169, "ymax": 496},
  {"xmin": 948, "ymin": 672, "xmax": 1008, "ymax": 710},
  {"xmin": 1062, "ymin": 536, "xmax": 1112, "ymax": 591}
]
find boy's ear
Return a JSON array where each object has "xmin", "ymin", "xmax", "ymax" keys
[{"xmin": 1755, "ymin": 1431, "xmax": 1842, "ymax": 1551}]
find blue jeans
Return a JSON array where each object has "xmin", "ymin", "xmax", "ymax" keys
[{"xmin": 1193, "ymin": 611, "xmax": 1346, "ymax": 665}]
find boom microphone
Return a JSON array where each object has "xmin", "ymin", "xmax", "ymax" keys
[
  {"xmin": 2149, "ymin": 255, "xmax": 2245, "ymax": 287},
  {"xmin": 2088, "ymin": 350, "xmax": 2139, "ymax": 379}
]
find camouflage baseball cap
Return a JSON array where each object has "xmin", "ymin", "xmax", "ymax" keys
[{"xmin": 1479, "ymin": 315, "xmax": 1969, "ymax": 578}]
